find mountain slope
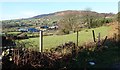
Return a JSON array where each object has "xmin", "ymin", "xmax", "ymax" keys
[{"xmin": 2, "ymin": 10, "xmax": 115, "ymax": 28}]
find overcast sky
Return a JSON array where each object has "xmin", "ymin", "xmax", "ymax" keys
[{"xmin": 0, "ymin": 0, "xmax": 119, "ymax": 20}]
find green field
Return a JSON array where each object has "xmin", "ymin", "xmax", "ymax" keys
[
  {"xmin": 20, "ymin": 26, "xmax": 112, "ymax": 50},
  {"xmin": 7, "ymin": 32, "xmax": 21, "ymax": 35}
]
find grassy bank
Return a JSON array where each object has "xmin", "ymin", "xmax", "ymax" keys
[{"xmin": 19, "ymin": 25, "xmax": 112, "ymax": 50}]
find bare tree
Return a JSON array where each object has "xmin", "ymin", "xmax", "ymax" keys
[
  {"xmin": 82, "ymin": 8, "xmax": 99, "ymax": 28},
  {"xmin": 58, "ymin": 13, "xmax": 83, "ymax": 34},
  {"xmin": 83, "ymin": 8, "xmax": 95, "ymax": 29}
]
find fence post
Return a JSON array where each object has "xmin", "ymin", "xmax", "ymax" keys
[
  {"xmin": 76, "ymin": 31, "xmax": 79, "ymax": 46},
  {"xmin": 98, "ymin": 33, "xmax": 101, "ymax": 44},
  {"xmin": 92, "ymin": 30, "xmax": 96, "ymax": 42},
  {"xmin": 98, "ymin": 33, "xmax": 100, "ymax": 42},
  {"xmin": 17, "ymin": 49, "xmax": 19, "ymax": 65},
  {"xmin": 13, "ymin": 49, "xmax": 15, "ymax": 64},
  {"xmin": 102, "ymin": 36, "xmax": 107, "ymax": 45},
  {"xmin": 39, "ymin": 31, "xmax": 43, "ymax": 52},
  {"xmin": 72, "ymin": 43, "xmax": 76, "ymax": 58},
  {"xmin": 114, "ymin": 33, "xmax": 117, "ymax": 41}
]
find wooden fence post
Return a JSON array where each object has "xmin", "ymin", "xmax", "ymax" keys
[
  {"xmin": 102, "ymin": 36, "xmax": 107, "ymax": 45},
  {"xmin": 13, "ymin": 49, "xmax": 15, "ymax": 64},
  {"xmin": 92, "ymin": 30, "xmax": 96, "ymax": 42},
  {"xmin": 114, "ymin": 33, "xmax": 117, "ymax": 41},
  {"xmin": 76, "ymin": 31, "xmax": 79, "ymax": 46},
  {"xmin": 98, "ymin": 33, "xmax": 101, "ymax": 46},
  {"xmin": 39, "ymin": 31, "xmax": 43, "ymax": 52},
  {"xmin": 17, "ymin": 49, "xmax": 19, "ymax": 65},
  {"xmin": 72, "ymin": 43, "xmax": 76, "ymax": 58},
  {"xmin": 98, "ymin": 33, "xmax": 100, "ymax": 42}
]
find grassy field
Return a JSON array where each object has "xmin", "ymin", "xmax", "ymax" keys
[
  {"xmin": 19, "ymin": 25, "xmax": 112, "ymax": 50},
  {"xmin": 7, "ymin": 32, "xmax": 21, "ymax": 35}
]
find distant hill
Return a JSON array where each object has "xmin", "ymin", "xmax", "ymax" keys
[
  {"xmin": 2, "ymin": 10, "xmax": 115, "ymax": 29},
  {"xmin": 32, "ymin": 13, "xmax": 55, "ymax": 18},
  {"xmin": 31, "ymin": 10, "xmax": 115, "ymax": 19}
]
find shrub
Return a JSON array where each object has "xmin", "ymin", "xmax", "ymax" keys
[{"xmin": 55, "ymin": 30, "xmax": 66, "ymax": 35}]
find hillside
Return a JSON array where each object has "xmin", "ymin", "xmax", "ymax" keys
[
  {"xmin": 32, "ymin": 10, "xmax": 115, "ymax": 18},
  {"xmin": 1, "ymin": 10, "xmax": 115, "ymax": 32},
  {"xmin": 2, "ymin": 10, "xmax": 115, "ymax": 23}
]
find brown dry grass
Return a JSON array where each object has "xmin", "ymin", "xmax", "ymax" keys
[{"xmin": 107, "ymin": 22, "xmax": 118, "ymax": 38}]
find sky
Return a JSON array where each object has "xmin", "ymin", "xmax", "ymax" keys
[
  {"xmin": 0, "ymin": 1, "xmax": 119, "ymax": 20},
  {"xmin": 0, "ymin": 0, "xmax": 119, "ymax": 2}
]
